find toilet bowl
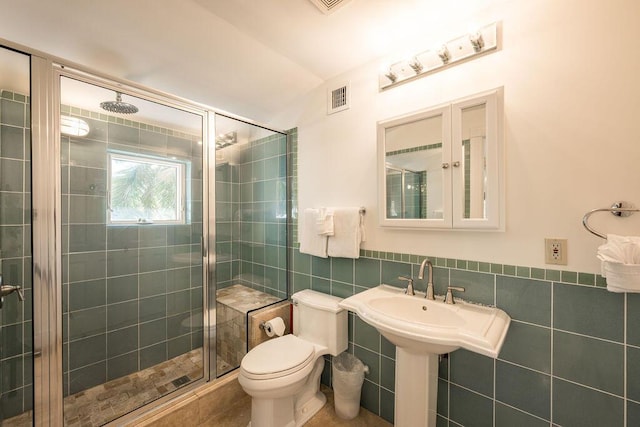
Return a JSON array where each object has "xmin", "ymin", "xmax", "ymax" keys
[{"xmin": 238, "ymin": 290, "xmax": 348, "ymax": 427}]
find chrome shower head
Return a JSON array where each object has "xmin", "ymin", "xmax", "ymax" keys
[{"xmin": 100, "ymin": 92, "xmax": 139, "ymax": 114}]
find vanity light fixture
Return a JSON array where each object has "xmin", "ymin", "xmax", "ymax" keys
[
  {"xmin": 469, "ymin": 31, "xmax": 485, "ymax": 52},
  {"xmin": 379, "ymin": 22, "xmax": 500, "ymax": 90},
  {"xmin": 384, "ymin": 67, "xmax": 398, "ymax": 83},
  {"xmin": 408, "ymin": 57, "xmax": 423, "ymax": 74},
  {"xmin": 60, "ymin": 115, "xmax": 90, "ymax": 137},
  {"xmin": 437, "ymin": 45, "xmax": 451, "ymax": 64}
]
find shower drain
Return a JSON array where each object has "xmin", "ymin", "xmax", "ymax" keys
[{"xmin": 171, "ymin": 375, "xmax": 190, "ymax": 388}]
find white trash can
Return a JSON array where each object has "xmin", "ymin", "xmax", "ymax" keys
[{"xmin": 331, "ymin": 352, "xmax": 369, "ymax": 420}]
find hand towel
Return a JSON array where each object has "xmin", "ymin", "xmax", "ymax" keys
[
  {"xmin": 299, "ymin": 208, "xmax": 328, "ymax": 258},
  {"xmin": 327, "ymin": 207, "xmax": 364, "ymax": 258},
  {"xmin": 315, "ymin": 207, "xmax": 335, "ymax": 236}
]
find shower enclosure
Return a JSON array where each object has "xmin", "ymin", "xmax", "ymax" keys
[
  {"xmin": 0, "ymin": 40, "xmax": 289, "ymax": 426},
  {"xmin": 58, "ymin": 76, "xmax": 207, "ymax": 426},
  {"xmin": 214, "ymin": 115, "xmax": 288, "ymax": 375}
]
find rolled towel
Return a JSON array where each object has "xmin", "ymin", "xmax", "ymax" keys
[{"xmin": 598, "ymin": 234, "xmax": 640, "ymax": 292}]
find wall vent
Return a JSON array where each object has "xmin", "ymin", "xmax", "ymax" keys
[
  {"xmin": 308, "ymin": 0, "xmax": 353, "ymax": 14},
  {"xmin": 327, "ymin": 82, "xmax": 350, "ymax": 115}
]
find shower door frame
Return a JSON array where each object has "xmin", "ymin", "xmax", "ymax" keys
[
  {"xmin": 31, "ymin": 52, "xmax": 62, "ymax": 427},
  {"xmin": 49, "ymin": 65, "xmax": 214, "ymax": 423},
  {"xmin": 24, "ymin": 39, "xmax": 219, "ymax": 425}
]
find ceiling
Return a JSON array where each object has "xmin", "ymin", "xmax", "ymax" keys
[{"xmin": 0, "ymin": 0, "xmax": 497, "ymax": 125}]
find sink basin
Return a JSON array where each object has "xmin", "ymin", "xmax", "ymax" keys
[
  {"xmin": 339, "ymin": 284, "xmax": 510, "ymax": 357},
  {"xmin": 339, "ymin": 284, "xmax": 511, "ymax": 426},
  {"xmin": 370, "ymin": 296, "xmax": 465, "ymax": 327}
]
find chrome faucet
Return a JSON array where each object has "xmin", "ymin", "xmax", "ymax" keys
[{"xmin": 417, "ymin": 259, "xmax": 435, "ymax": 300}]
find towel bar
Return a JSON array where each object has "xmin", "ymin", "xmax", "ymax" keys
[{"xmin": 582, "ymin": 201, "xmax": 640, "ymax": 239}]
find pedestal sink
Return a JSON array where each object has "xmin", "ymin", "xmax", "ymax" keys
[{"xmin": 339, "ymin": 285, "xmax": 510, "ymax": 427}]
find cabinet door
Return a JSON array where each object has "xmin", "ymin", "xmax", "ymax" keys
[
  {"xmin": 378, "ymin": 106, "xmax": 452, "ymax": 228},
  {"xmin": 451, "ymin": 89, "xmax": 503, "ymax": 229}
]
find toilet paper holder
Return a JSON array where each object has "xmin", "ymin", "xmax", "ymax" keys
[{"xmin": 259, "ymin": 317, "xmax": 286, "ymax": 337}]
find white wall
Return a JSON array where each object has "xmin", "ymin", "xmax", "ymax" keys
[{"xmin": 274, "ymin": 0, "xmax": 640, "ymax": 273}]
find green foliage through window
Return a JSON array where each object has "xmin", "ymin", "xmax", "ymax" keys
[{"xmin": 109, "ymin": 152, "xmax": 186, "ymax": 223}]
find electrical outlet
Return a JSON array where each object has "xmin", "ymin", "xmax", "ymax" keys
[{"xmin": 545, "ymin": 238, "xmax": 567, "ymax": 265}]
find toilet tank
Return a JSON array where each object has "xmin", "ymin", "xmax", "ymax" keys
[{"xmin": 291, "ymin": 290, "xmax": 347, "ymax": 356}]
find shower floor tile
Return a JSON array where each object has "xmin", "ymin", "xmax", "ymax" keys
[
  {"xmin": 2, "ymin": 410, "xmax": 31, "ymax": 427},
  {"xmin": 4, "ymin": 349, "xmax": 234, "ymax": 427},
  {"xmin": 63, "ymin": 348, "xmax": 206, "ymax": 426}
]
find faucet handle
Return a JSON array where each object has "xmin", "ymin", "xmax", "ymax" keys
[
  {"xmin": 445, "ymin": 286, "xmax": 465, "ymax": 304},
  {"xmin": 398, "ymin": 276, "xmax": 415, "ymax": 296},
  {"xmin": 0, "ymin": 274, "xmax": 24, "ymax": 301},
  {"xmin": 0, "ymin": 284, "xmax": 24, "ymax": 300}
]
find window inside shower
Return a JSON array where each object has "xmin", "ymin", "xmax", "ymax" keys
[{"xmin": 107, "ymin": 151, "xmax": 188, "ymax": 224}]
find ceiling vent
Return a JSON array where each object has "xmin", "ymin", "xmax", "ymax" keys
[
  {"xmin": 327, "ymin": 82, "xmax": 350, "ymax": 115},
  {"xmin": 308, "ymin": 0, "xmax": 353, "ymax": 14}
]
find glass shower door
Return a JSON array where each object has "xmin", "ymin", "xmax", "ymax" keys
[
  {"xmin": 60, "ymin": 76, "xmax": 205, "ymax": 425},
  {"xmin": 0, "ymin": 46, "xmax": 33, "ymax": 426},
  {"xmin": 214, "ymin": 115, "xmax": 288, "ymax": 376}
]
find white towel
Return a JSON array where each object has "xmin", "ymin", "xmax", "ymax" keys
[
  {"xmin": 597, "ymin": 234, "xmax": 640, "ymax": 264},
  {"xmin": 598, "ymin": 234, "xmax": 640, "ymax": 292},
  {"xmin": 315, "ymin": 208, "xmax": 335, "ymax": 236},
  {"xmin": 327, "ymin": 207, "xmax": 365, "ymax": 259},
  {"xmin": 299, "ymin": 208, "xmax": 328, "ymax": 258}
]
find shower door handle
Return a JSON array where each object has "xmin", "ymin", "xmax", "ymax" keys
[{"xmin": 0, "ymin": 274, "xmax": 25, "ymax": 309}]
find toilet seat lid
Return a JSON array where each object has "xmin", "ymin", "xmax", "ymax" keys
[{"xmin": 241, "ymin": 335, "xmax": 315, "ymax": 379}]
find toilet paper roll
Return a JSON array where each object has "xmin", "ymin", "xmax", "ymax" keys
[{"xmin": 263, "ymin": 317, "xmax": 286, "ymax": 337}]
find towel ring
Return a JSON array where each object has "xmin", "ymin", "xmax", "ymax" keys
[{"xmin": 582, "ymin": 201, "xmax": 640, "ymax": 239}]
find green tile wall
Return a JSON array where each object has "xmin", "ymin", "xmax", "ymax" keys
[
  {"xmin": 215, "ymin": 130, "xmax": 288, "ymax": 300},
  {"xmin": 60, "ymin": 106, "xmax": 204, "ymax": 396},
  {"xmin": 288, "ymin": 126, "xmax": 639, "ymax": 426},
  {"xmin": 0, "ymin": 90, "xmax": 33, "ymax": 418}
]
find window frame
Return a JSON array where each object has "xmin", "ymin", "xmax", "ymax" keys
[{"xmin": 107, "ymin": 150, "xmax": 188, "ymax": 225}]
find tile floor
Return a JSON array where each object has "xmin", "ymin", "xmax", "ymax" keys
[
  {"xmin": 139, "ymin": 382, "xmax": 392, "ymax": 427},
  {"xmin": 306, "ymin": 386, "xmax": 392, "ymax": 427},
  {"xmin": 206, "ymin": 384, "xmax": 393, "ymax": 426},
  {"xmin": 3, "ymin": 350, "xmax": 392, "ymax": 427}
]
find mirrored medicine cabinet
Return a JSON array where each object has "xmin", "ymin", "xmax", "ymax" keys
[{"xmin": 377, "ymin": 88, "xmax": 504, "ymax": 229}]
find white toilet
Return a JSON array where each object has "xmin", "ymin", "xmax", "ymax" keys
[{"xmin": 238, "ymin": 289, "xmax": 348, "ymax": 427}]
